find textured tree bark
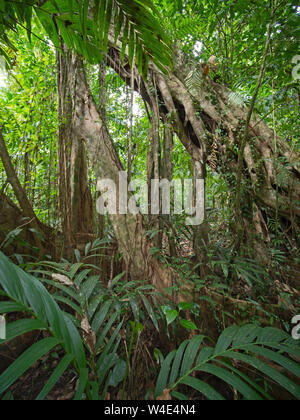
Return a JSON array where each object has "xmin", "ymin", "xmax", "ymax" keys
[
  {"xmin": 0, "ymin": 127, "xmax": 45, "ymax": 254},
  {"xmin": 68, "ymin": 59, "xmax": 173, "ymax": 294},
  {"xmin": 161, "ymin": 118, "xmax": 174, "ymax": 182},
  {"xmin": 97, "ymin": 58, "xmax": 106, "ymax": 241},
  {"xmin": 147, "ymin": 88, "xmax": 162, "ymax": 248},
  {"xmin": 0, "ymin": 192, "xmax": 56, "ymax": 259},
  {"xmin": 56, "ymin": 47, "xmax": 94, "ymax": 258},
  {"xmin": 161, "ymin": 117, "xmax": 177, "ymax": 258},
  {"xmin": 98, "ymin": 58, "xmax": 107, "ymax": 122},
  {"xmin": 0, "ymin": 127, "xmax": 37, "ymax": 224},
  {"xmin": 192, "ymin": 159, "xmax": 210, "ymax": 277},
  {"xmin": 56, "ymin": 38, "xmax": 299, "ymax": 289},
  {"xmin": 106, "ymin": 46, "xmax": 300, "ymax": 252}
]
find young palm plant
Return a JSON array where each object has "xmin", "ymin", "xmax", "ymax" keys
[
  {"xmin": 155, "ymin": 324, "xmax": 300, "ymax": 400},
  {"xmin": 0, "ymin": 251, "xmax": 86, "ymax": 399},
  {"xmin": 0, "ymin": 249, "xmax": 129, "ymax": 400},
  {"xmin": 0, "ymin": 240, "xmax": 163, "ymax": 400},
  {"xmin": 1, "ymin": 249, "xmax": 300, "ymax": 400}
]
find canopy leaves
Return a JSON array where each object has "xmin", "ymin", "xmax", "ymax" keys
[{"xmin": 0, "ymin": 0, "xmax": 172, "ymax": 77}]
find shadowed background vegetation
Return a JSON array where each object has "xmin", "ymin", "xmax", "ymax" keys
[{"xmin": 0, "ymin": 0, "xmax": 299, "ymax": 401}]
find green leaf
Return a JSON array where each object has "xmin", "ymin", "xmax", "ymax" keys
[
  {"xmin": 171, "ymin": 391, "xmax": 189, "ymax": 400},
  {"xmin": 214, "ymin": 325, "xmax": 240, "ymax": 354},
  {"xmin": 140, "ymin": 294, "xmax": 159, "ymax": 332},
  {"xmin": 179, "ymin": 319, "xmax": 197, "ymax": 331},
  {"xmin": 169, "ymin": 340, "xmax": 189, "ymax": 386},
  {"xmin": 85, "ymin": 242, "xmax": 92, "ymax": 256},
  {"xmin": 74, "ymin": 368, "xmax": 89, "ymax": 400},
  {"xmin": 155, "ymin": 326, "xmax": 300, "ymax": 401},
  {"xmin": 180, "ymin": 376, "xmax": 225, "ymax": 400},
  {"xmin": 109, "ymin": 359, "xmax": 127, "ymax": 387},
  {"xmin": 180, "ymin": 335, "xmax": 205, "ymax": 376},
  {"xmin": 0, "ymin": 319, "xmax": 46, "ymax": 345},
  {"xmin": 1, "ymin": 391, "xmax": 14, "ymax": 400},
  {"xmin": 0, "ymin": 338, "xmax": 61, "ymax": 394},
  {"xmin": 198, "ymin": 364, "xmax": 262, "ymax": 400},
  {"xmin": 95, "ymin": 312, "xmax": 119, "ymax": 352},
  {"xmin": 110, "ymin": 271, "xmax": 126, "ymax": 288},
  {"xmin": 224, "ymin": 351, "xmax": 300, "ymax": 399},
  {"xmin": 91, "ymin": 300, "xmax": 112, "ymax": 333},
  {"xmin": 155, "ymin": 350, "xmax": 176, "ymax": 398},
  {"xmin": 36, "ymin": 354, "xmax": 74, "ymax": 400},
  {"xmin": 232, "ymin": 324, "xmax": 260, "ymax": 346},
  {"xmin": 74, "ymin": 249, "xmax": 81, "ymax": 263},
  {"xmin": 244, "ymin": 345, "xmax": 300, "ymax": 381},
  {"xmin": 178, "ymin": 302, "xmax": 193, "ymax": 311},
  {"xmin": 0, "ymin": 301, "xmax": 26, "ymax": 314},
  {"xmin": 166, "ymin": 310, "xmax": 178, "ymax": 326},
  {"xmin": 0, "ymin": 252, "xmax": 86, "ymax": 369}
]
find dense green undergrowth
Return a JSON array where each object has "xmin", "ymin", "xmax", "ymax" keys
[{"xmin": 0, "ymin": 250, "xmax": 300, "ymax": 400}]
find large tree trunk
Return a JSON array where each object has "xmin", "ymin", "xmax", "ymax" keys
[
  {"xmin": 57, "ymin": 47, "xmax": 94, "ymax": 258},
  {"xmin": 0, "ymin": 192, "xmax": 56, "ymax": 259},
  {"xmin": 56, "ymin": 38, "xmax": 300, "ymax": 291},
  {"xmin": 147, "ymin": 87, "xmax": 162, "ymax": 249},
  {"xmin": 64, "ymin": 45, "xmax": 299, "ymax": 291},
  {"xmin": 0, "ymin": 126, "xmax": 46, "ymax": 254},
  {"xmin": 106, "ymin": 47, "xmax": 300, "ymax": 254},
  {"xmin": 66, "ymin": 58, "xmax": 173, "ymax": 294}
]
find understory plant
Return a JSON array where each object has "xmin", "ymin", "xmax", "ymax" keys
[
  {"xmin": 0, "ymin": 251, "xmax": 300, "ymax": 400},
  {"xmin": 0, "ymin": 246, "xmax": 162, "ymax": 400},
  {"xmin": 155, "ymin": 324, "xmax": 300, "ymax": 400}
]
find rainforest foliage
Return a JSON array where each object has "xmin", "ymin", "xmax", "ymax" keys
[{"xmin": 0, "ymin": 0, "xmax": 299, "ymax": 401}]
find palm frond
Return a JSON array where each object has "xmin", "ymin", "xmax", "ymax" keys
[
  {"xmin": 0, "ymin": 251, "xmax": 86, "ymax": 398},
  {"xmin": 155, "ymin": 324, "xmax": 300, "ymax": 400},
  {"xmin": 0, "ymin": 0, "xmax": 172, "ymax": 77},
  {"xmin": 0, "ymin": 249, "xmax": 126, "ymax": 400}
]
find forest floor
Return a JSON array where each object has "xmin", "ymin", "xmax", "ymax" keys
[
  {"xmin": 1, "ymin": 234, "xmax": 299, "ymax": 400},
  {"xmin": 8, "ymin": 351, "xmax": 77, "ymax": 400}
]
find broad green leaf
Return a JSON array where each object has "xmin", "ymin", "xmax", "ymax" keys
[
  {"xmin": 74, "ymin": 368, "xmax": 89, "ymax": 400},
  {"xmin": 36, "ymin": 354, "xmax": 74, "ymax": 400},
  {"xmin": 166, "ymin": 310, "xmax": 178, "ymax": 326},
  {"xmin": 180, "ymin": 376, "xmax": 225, "ymax": 400},
  {"xmin": 0, "ymin": 338, "xmax": 61, "ymax": 394},
  {"xmin": 179, "ymin": 319, "xmax": 197, "ymax": 331}
]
